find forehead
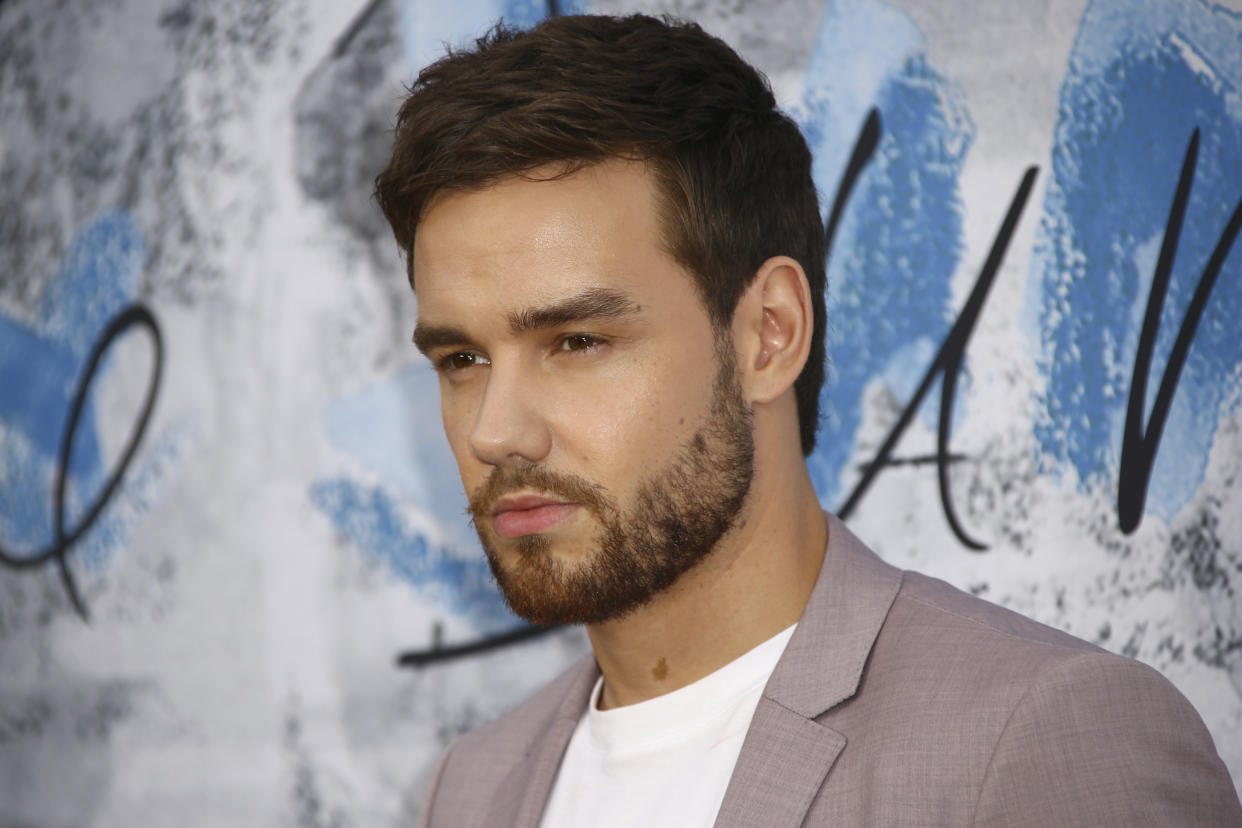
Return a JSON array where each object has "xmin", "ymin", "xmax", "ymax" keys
[{"xmin": 412, "ymin": 160, "xmax": 687, "ymax": 316}]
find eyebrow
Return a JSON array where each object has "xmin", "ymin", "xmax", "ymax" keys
[
  {"xmin": 507, "ymin": 287, "xmax": 641, "ymax": 333},
  {"xmin": 413, "ymin": 287, "xmax": 642, "ymax": 356}
]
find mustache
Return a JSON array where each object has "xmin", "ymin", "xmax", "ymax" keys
[{"xmin": 467, "ymin": 464, "xmax": 613, "ymax": 522}]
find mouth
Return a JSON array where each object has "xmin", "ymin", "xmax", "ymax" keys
[{"xmin": 491, "ymin": 494, "xmax": 580, "ymax": 539}]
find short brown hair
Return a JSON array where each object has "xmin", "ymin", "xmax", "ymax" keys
[{"xmin": 375, "ymin": 14, "xmax": 826, "ymax": 454}]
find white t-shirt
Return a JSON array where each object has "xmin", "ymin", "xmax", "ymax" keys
[{"xmin": 538, "ymin": 624, "xmax": 797, "ymax": 828}]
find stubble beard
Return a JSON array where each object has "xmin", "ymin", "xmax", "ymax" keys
[{"xmin": 467, "ymin": 342, "xmax": 755, "ymax": 626}]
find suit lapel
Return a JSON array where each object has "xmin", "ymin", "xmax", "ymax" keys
[
  {"xmin": 716, "ymin": 514, "xmax": 903, "ymax": 827},
  {"xmin": 714, "ymin": 699, "xmax": 846, "ymax": 827},
  {"xmin": 482, "ymin": 659, "xmax": 600, "ymax": 828}
]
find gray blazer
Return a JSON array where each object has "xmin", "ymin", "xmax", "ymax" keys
[{"xmin": 418, "ymin": 514, "xmax": 1242, "ymax": 826}]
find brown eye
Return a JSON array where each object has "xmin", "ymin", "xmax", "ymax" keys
[
  {"xmin": 560, "ymin": 334, "xmax": 603, "ymax": 353},
  {"xmin": 441, "ymin": 351, "xmax": 489, "ymax": 372}
]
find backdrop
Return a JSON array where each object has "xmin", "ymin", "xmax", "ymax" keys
[{"xmin": 1, "ymin": 0, "xmax": 1239, "ymax": 824}]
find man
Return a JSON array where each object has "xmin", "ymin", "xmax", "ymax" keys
[{"xmin": 375, "ymin": 14, "xmax": 1241, "ymax": 827}]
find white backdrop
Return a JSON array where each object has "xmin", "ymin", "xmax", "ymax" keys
[{"xmin": 1, "ymin": 0, "xmax": 1240, "ymax": 824}]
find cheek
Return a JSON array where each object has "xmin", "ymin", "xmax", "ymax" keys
[
  {"xmin": 439, "ymin": 387, "xmax": 481, "ymax": 475},
  {"xmin": 554, "ymin": 356, "xmax": 710, "ymax": 469}
]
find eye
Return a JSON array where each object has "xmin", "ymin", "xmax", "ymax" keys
[
  {"xmin": 558, "ymin": 334, "xmax": 606, "ymax": 354},
  {"xmin": 437, "ymin": 351, "xmax": 490, "ymax": 372}
]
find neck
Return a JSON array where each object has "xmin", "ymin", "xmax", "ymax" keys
[{"xmin": 586, "ymin": 454, "xmax": 827, "ymax": 710}]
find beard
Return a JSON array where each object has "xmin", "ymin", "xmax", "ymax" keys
[{"xmin": 467, "ymin": 341, "xmax": 755, "ymax": 626}]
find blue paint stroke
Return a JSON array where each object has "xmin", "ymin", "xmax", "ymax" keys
[
  {"xmin": 310, "ymin": 478, "xmax": 514, "ymax": 630},
  {"xmin": 0, "ymin": 211, "xmax": 145, "ymax": 569},
  {"xmin": 1030, "ymin": 0, "xmax": 1242, "ymax": 519},
  {"xmin": 320, "ymin": 360, "xmax": 480, "ymax": 554},
  {"xmin": 0, "ymin": 316, "xmax": 101, "ymax": 483},
  {"xmin": 797, "ymin": 0, "xmax": 974, "ymax": 508},
  {"xmin": 40, "ymin": 212, "xmax": 143, "ymax": 357},
  {"xmin": 500, "ymin": 0, "xmax": 588, "ymax": 29},
  {"xmin": 321, "ymin": 362, "xmax": 442, "ymax": 509},
  {"xmin": 315, "ymin": 360, "xmax": 514, "ymax": 629}
]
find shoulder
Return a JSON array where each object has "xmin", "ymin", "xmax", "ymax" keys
[
  {"xmin": 875, "ymin": 567, "xmax": 1219, "ymax": 738},
  {"xmin": 970, "ymin": 644, "xmax": 1240, "ymax": 821},
  {"xmin": 419, "ymin": 654, "xmax": 597, "ymax": 827},
  {"xmin": 831, "ymin": 569, "xmax": 1242, "ymax": 823},
  {"xmin": 845, "ymin": 567, "xmax": 1125, "ymax": 724},
  {"xmin": 888, "ymin": 568, "xmax": 1108, "ymax": 657}
]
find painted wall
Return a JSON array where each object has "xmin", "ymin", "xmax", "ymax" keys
[{"xmin": 1, "ymin": 0, "xmax": 1239, "ymax": 823}]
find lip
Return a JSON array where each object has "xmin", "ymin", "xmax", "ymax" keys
[{"xmin": 492, "ymin": 494, "xmax": 579, "ymax": 539}]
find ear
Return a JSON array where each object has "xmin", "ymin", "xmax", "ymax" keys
[{"xmin": 731, "ymin": 256, "xmax": 814, "ymax": 405}]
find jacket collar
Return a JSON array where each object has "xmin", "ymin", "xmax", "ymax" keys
[
  {"xmin": 764, "ymin": 512, "xmax": 903, "ymax": 718},
  {"xmin": 714, "ymin": 512, "xmax": 903, "ymax": 827},
  {"xmin": 483, "ymin": 656, "xmax": 600, "ymax": 828}
]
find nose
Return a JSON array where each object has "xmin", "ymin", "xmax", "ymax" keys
[{"xmin": 468, "ymin": 361, "xmax": 552, "ymax": 466}]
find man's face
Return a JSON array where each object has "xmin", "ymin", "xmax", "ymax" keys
[{"xmin": 412, "ymin": 160, "xmax": 753, "ymax": 626}]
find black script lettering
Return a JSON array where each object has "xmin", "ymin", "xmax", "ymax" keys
[
  {"xmin": 1118, "ymin": 129, "xmax": 1242, "ymax": 534},
  {"xmin": 0, "ymin": 304, "xmax": 164, "ymax": 621},
  {"xmin": 837, "ymin": 167, "xmax": 1040, "ymax": 553},
  {"xmin": 396, "ymin": 623, "xmax": 554, "ymax": 668},
  {"xmin": 824, "ymin": 109, "xmax": 883, "ymax": 261}
]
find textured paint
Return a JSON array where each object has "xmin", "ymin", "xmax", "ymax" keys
[
  {"xmin": 3, "ymin": 1, "xmax": 1242, "ymax": 823},
  {"xmin": 1030, "ymin": 0, "xmax": 1242, "ymax": 520},
  {"xmin": 799, "ymin": 0, "xmax": 974, "ymax": 508},
  {"xmin": 319, "ymin": 362, "xmax": 457, "ymax": 525},
  {"xmin": 401, "ymin": 0, "xmax": 589, "ymax": 77},
  {"xmin": 0, "ymin": 212, "xmax": 142, "ymax": 565},
  {"xmin": 310, "ymin": 478, "xmax": 515, "ymax": 630},
  {"xmin": 314, "ymin": 361, "xmax": 517, "ymax": 629}
]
